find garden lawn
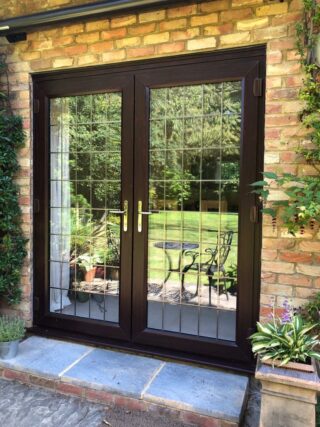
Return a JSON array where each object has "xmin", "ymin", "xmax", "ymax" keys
[{"xmin": 147, "ymin": 211, "xmax": 238, "ymax": 283}]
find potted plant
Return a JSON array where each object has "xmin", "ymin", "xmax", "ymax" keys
[
  {"xmin": 0, "ymin": 316, "xmax": 25, "ymax": 359},
  {"xmin": 95, "ymin": 246, "xmax": 120, "ymax": 281},
  {"xmin": 73, "ymin": 253, "xmax": 102, "ymax": 303},
  {"xmin": 77, "ymin": 253, "xmax": 102, "ymax": 282},
  {"xmin": 251, "ymin": 302, "xmax": 320, "ymax": 427}
]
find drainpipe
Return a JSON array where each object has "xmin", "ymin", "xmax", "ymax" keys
[{"xmin": 0, "ymin": 0, "xmax": 187, "ymax": 43}]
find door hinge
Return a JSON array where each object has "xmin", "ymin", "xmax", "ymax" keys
[
  {"xmin": 253, "ymin": 78, "xmax": 263, "ymax": 97},
  {"xmin": 33, "ymin": 198, "xmax": 40, "ymax": 214},
  {"xmin": 34, "ymin": 98, "xmax": 40, "ymax": 114},
  {"xmin": 34, "ymin": 296, "xmax": 40, "ymax": 312}
]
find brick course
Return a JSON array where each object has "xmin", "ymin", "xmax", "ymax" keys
[{"xmin": 0, "ymin": 0, "xmax": 317, "ymax": 325}]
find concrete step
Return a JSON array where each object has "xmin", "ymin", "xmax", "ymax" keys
[{"xmin": 0, "ymin": 336, "xmax": 249, "ymax": 426}]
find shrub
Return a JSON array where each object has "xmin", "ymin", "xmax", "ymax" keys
[
  {"xmin": 300, "ymin": 292, "xmax": 320, "ymax": 336},
  {"xmin": 0, "ymin": 315, "xmax": 25, "ymax": 342},
  {"xmin": 0, "ymin": 58, "xmax": 28, "ymax": 305}
]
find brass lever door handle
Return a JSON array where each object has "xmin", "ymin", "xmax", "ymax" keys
[
  {"xmin": 137, "ymin": 202, "xmax": 159, "ymax": 232},
  {"xmin": 109, "ymin": 200, "xmax": 128, "ymax": 232},
  {"xmin": 137, "ymin": 201, "xmax": 143, "ymax": 232}
]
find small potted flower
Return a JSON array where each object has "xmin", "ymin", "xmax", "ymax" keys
[
  {"xmin": 77, "ymin": 254, "xmax": 101, "ymax": 283},
  {"xmin": 251, "ymin": 301, "xmax": 320, "ymax": 427},
  {"xmin": 0, "ymin": 315, "xmax": 25, "ymax": 359}
]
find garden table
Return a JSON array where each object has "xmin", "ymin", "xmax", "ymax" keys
[{"xmin": 153, "ymin": 241, "xmax": 199, "ymax": 287}]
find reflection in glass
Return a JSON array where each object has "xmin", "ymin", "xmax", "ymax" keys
[
  {"xmin": 147, "ymin": 82, "xmax": 241, "ymax": 341},
  {"xmin": 49, "ymin": 93, "xmax": 122, "ymax": 323}
]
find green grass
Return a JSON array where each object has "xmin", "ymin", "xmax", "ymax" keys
[{"xmin": 147, "ymin": 211, "xmax": 238, "ymax": 283}]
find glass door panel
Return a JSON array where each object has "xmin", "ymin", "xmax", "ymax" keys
[
  {"xmin": 35, "ymin": 49, "xmax": 263, "ymax": 368},
  {"xmin": 49, "ymin": 93, "xmax": 122, "ymax": 323},
  {"xmin": 147, "ymin": 82, "xmax": 241, "ymax": 341}
]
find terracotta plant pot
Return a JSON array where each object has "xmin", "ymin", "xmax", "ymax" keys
[{"xmin": 85, "ymin": 267, "xmax": 97, "ymax": 283}]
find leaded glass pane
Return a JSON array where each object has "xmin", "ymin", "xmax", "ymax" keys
[
  {"xmin": 49, "ymin": 94, "xmax": 122, "ymax": 323},
  {"xmin": 147, "ymin": 82, "xmax": 242, "ymax": 341}
]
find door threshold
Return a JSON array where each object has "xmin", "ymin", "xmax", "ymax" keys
[
  {"xmin": 28, "ymin": 325, "xmax": 255, "ymax": 374},
  {"xmin": 1, "ymin": 335, "xmax": 250, "ymax": 426}
]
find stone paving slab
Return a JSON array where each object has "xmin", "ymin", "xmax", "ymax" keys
[
  {"xmin": 0, "ymin": 336, "xmax": 249, "ymax": 424},
  {"xmin": 143, "ymin": 362, "xmax": 249, "ymax": 423},
  {"xmin": 61, "ymin": 348, "xmax": 164, "ymax": 398},
  {"xmin": 0, "ymin": 336, "xmax": 91, "ymax": 378}
]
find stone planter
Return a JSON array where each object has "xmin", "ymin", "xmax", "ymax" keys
[
  {"xmin": 256, "ymin": 357, "xmax": 320, "ymax": 427},
  {"xmin": 0, "ymin": 340, "xmax": 20, "ymax": 360}
]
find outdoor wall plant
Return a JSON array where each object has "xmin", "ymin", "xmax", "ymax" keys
[
  {"xmin": 0, "ymin": 57, "xmax": 27, "ymax": 305},
  {"xmin": 252, "ymin": 0, "xmax": 320, "ymax": 235}
]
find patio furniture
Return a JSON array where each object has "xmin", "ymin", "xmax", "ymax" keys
[
  {"xmin": 181, "ymin": 231, "xmax": 234, "ymax": 303},
  {"xmin": 153, "ymin": 242, "xmax": 199, "ymax": 286}
]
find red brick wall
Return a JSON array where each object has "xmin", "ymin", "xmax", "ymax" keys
[{"xmin": 1, "ymin": 0, "xmax": 317, "ymax": 326}]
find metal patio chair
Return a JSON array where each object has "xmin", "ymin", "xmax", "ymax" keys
[{"xmin": 181, "ymin": 230, "xmax": 234, "ymax": 303}]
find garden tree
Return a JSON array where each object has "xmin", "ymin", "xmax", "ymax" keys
[
  {"xmin": 55, "ymin": 83, "xmax": 241, "ymax": 217},
  {"xmin": 52, "ymin": 82, "xmax": 242, "ymax": 265},
  {"xmin": 149, "ymin": 82, "xmax": 241, "ymax": 211},
  {"xmin": 51, "ymin": 93, "xmax": 123, "ymax": 265},
  {"xmin": 0, "ymin": 58, "xmax": 27, "ymax": 305},
  {"xmin": 52, "ymin": 93, "xmax": 122, "ymax": 215}
]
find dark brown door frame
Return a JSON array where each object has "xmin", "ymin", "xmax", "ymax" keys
[
  {"xmin": 32, "ymin": 46, "xmax": 265, "ymax": 372},
  {"xmin": 33, "ymin": 73, "xmax": 135, "ymax": 341},
  {"xmin": 132, "ymin": 53, "xmax": 265, "ymax": 366}
]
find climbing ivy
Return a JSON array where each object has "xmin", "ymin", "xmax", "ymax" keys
[
  {"xmin": 0, "ymin": 57, "xmax": 27, "ymax": 305},
  {"xmin": 252, "ymin": 0, "xmax": 320, "ymax": 235}
]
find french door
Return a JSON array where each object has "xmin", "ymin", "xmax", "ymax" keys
[{"xmin": 33, "ymin": 47, "xmax": 265, "ymax": 370}]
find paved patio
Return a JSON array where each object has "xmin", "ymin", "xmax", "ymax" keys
[{"xmin": 0, "ymin": 336, "xmax": 249, "ymax": 426}]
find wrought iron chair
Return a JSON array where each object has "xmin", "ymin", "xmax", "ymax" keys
[{"xmin": 181, "ymin": 230, "xmax": 234, "ymax": 303}]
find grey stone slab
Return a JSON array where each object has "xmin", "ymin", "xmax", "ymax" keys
[
  {"xmin": 62, "ymin": 348, "xmax": 163, "ymax": 398},
  {"xmin": 0, "ymin": 336, "xmax": 91, "ymax": 378},
  {"xmin": 144, "ymin": 362, "xmax": 249, "ymax": 423}
]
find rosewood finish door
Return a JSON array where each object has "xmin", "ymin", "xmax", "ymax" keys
[
  {"xmin": 33, "ymin": 47, "xmax": 264, "ymax": 369},
  {"xmin": 132, "ymin": 51, "xmax": 264, "ymax": 367},
  {"xmin": 33, "ymin": 72, "xmax": 134, "ymax": 341}
]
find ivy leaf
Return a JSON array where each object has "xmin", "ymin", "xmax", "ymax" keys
[
  {"xmin": 263, "ymin": 172, "xmax": 278, "ymax": 180},
  {"xmin": 250, "ymin": 180, "xmax": 268, "ymax": 187},
  {"xmin": 261, "ymin": 208, "xmax": 276, "ymax": 217}
]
